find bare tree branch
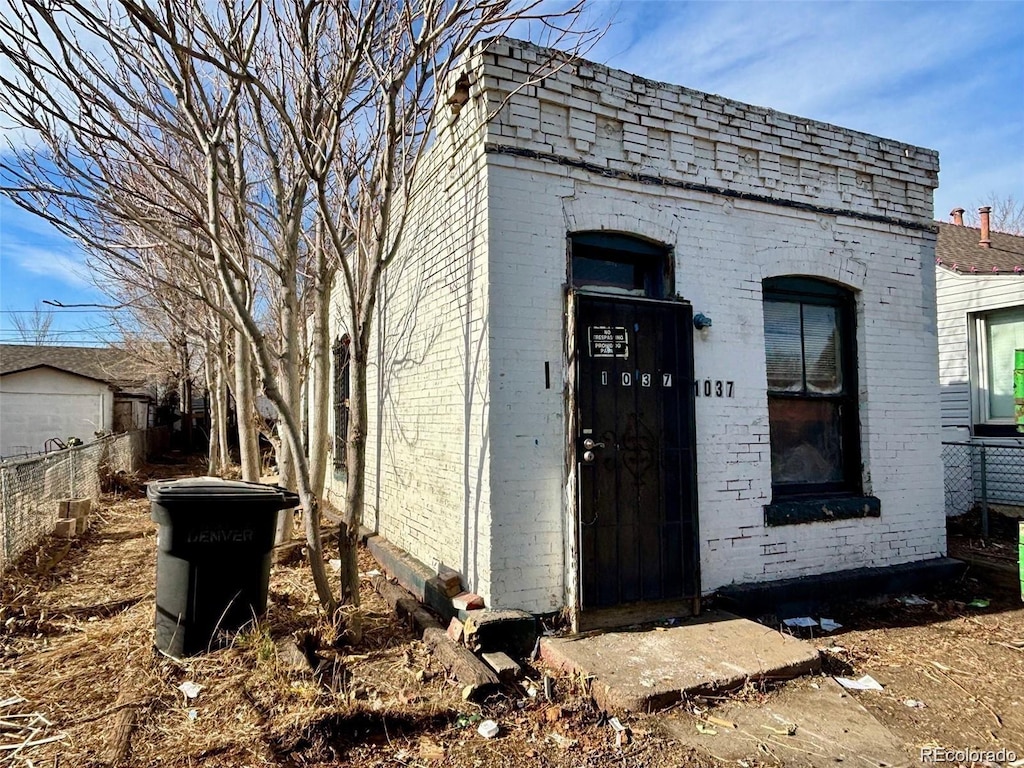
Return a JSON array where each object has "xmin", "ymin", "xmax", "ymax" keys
[{"xmin": 0, "ymin": 0, "xmax": 597, "ymax": 619}]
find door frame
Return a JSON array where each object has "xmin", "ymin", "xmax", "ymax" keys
[{"xmin": 563, "ymin": 288, "xmax": 701, "ymax": 632}]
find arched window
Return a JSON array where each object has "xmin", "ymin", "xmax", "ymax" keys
[{"xmin": 762, "ymin": 277, "xmax": 860, "ymax": 499}]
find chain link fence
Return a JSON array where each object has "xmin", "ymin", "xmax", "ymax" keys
[
  {"xmin": 1, "ymin": 427, "xmax": 170, "ymax": 573},
  {"xmin": 943, "ymin": 440, "xmax": 1024, "ymax": 530}
]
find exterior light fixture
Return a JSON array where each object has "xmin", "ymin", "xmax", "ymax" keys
[{"xmin": 693, "ymin": 313, "xmax": 712, "ymax": 330}]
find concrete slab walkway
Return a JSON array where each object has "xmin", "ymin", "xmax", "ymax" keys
[
  {"xmin": 661, "ymin": 677, "xmax": 910, "ymax": 768},
  {"xmin": 540, "ymin": 610, "xmax": 820, "ymax": 713}
]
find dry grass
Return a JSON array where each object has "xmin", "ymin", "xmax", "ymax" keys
[
  {"xmin": 4, "ymin": 460, "xmax": 1020, "ymax": 767},
  {"xmin": 0, "ymin": 462, "xmax": 464, "ymax": 767}
]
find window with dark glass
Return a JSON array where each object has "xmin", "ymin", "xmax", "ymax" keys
[
  {"xmin": 332, "ymin": 335, "xmax": 350, "ymax": 469},
  {"xmin": 569, "ymin": 232, "xmax": 670, "ymax": 298},
  {"xmin": 763, "ymin": 277, "xmax": 860, "ymax": 499}
]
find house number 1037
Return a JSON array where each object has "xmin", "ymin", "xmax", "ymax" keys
[{"xmin": 694, "ymin": 379, "xmax": 734, "ymax": 398}]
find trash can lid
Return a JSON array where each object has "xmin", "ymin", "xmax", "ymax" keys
[{"xmin": 147, "ymin": 476, "xmax": 300, "ymax": 506}]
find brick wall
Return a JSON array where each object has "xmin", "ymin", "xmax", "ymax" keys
[
  {"xmin": 327, "ymin": 37, "xmax": 945, "ymax": 614},
  {"xmin": 478, "ymin": 39, "xmax": 943, "ymax": 610},
  {"xmin": 324, "ymin": 119, "xmax": 497, "ymax": 598},
  {"xmin": 478, "ymin": 39, "xmax": 938, "ymax": 224}
]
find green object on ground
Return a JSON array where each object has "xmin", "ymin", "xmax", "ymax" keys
[
  {"xmin": 967, "ymin": 599, "xmax": 990, "ymax": 609},
  {"xmin": 1015, "ymin": 348, "xmax": 1024, "ymax": 433}
]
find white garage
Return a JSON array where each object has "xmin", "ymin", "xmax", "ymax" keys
[{"xmin": 0, "ymin": 365, "xmax": 113, "ymax": 459}]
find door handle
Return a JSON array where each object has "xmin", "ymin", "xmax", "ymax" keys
[{"xmin": 583, "ymin": 438, "xmax": 605, "ymax": 450}]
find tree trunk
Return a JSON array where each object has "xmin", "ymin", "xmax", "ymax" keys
[
  {"xmin": 307, "ymin": 258, "xmax": 334, "ymax": 498},
  {"xmin": 204, "ymin": 347, "xmax": 222, "ymax": 475},
  {"xmin": 179, "ymin": 340, "xmax": 193, "ymax": 450},
  {"xmin": 275, "ymin": 392, "xmax": 337, "ymax": 615},
  {"xmin": 215, "ymin": 329, "xmax": 230, "ymax": 471},
  {"xmin": 341, "ymin": 327, "xmax": 368, "ymax": 607},
  {"xmin": 273, "ymin": 275, "xmax": 302, "ymax": 544},
  {"xmin": 234, "ymin": 326, "xmax": 260, "ymax": 481}
]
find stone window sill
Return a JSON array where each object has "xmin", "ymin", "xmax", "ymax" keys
[{"xmin": 764, "ymin": 496, "xmax": 880, "ymax": 527}]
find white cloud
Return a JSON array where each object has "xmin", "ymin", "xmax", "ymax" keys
[
  {"xmin": 586, "ymin": 0, "xmax": 1024, "ymax": 217},
  {"xmin": 0, "ymin": 199, "xmax": 93, "ymax": 289},
  {"xmin": 10, "ymin": 244, "xmax": 92, "ymax": 288}
]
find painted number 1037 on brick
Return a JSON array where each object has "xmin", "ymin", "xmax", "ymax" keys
[
  {"xmin": 694, "ymin": 379, "xmax": 734, "ymax": 397},
  {"xmin": 600, "ymin": 372, "xmax": 675, "ymax": 387}
]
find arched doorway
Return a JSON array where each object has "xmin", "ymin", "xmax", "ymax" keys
[{"xmin": 567, "ymin": 232, "xmax": 699, "ymax": 628}]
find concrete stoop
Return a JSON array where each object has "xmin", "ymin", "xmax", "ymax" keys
[{"xmin": 540, "ymin": 610, "xmax": 821, "ymax": 713}]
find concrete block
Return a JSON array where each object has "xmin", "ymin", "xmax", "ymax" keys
[
  {"xmin": 462, "ymin": 609, "xmax": 538, "ymax": 657},
  {"xmin": 57, "ymin": 499, "xmax": 73, "ymax": 519},
  {"xmin": 540, "ymin": 611, "xmax": 820, "ymax": 713},
  {"xmin": 54, "ymin": 519, "xmax": 77, "ymax": 538},
  {"xmin": 481, "ymin": 651, "xmax": 522, "ymax": 683},
  {"xmin": 69, "ymin": 499, "xmax": 91, "ymax": 519}
]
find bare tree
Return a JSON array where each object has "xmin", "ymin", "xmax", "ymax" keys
[
  {"xmin": 963, "ymin": 194, "xmax": 1024, "ymax": 235},
  {"xmin": 9, "ymin": 306, "xmax": 56, "ymax": 344},
  {"xmin": 298, "ymin": 2, "xmax": 593, "ymax": 608},
  {"xmin": 86, "ymin": 204, "xmax": 258, "ymax": 481},
  {"xmin": 0, "ymin": 0, "xmax": 594, "ymax": 620}
]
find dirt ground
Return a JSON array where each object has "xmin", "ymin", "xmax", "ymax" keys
[{"xmin": 1, "ymin": 460, "xmax": 1022, "ymax": 767}]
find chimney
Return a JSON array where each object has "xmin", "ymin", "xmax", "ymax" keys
[
  {"xmin": 979, "ymin": 206, "xmax": 991, "ymax": 248},
  {"xmin": 950, "ymin": 207, "xmax": 965, "ymax": 226}
]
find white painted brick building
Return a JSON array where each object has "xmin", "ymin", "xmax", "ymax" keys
[{"xmin": 323, "ymin": 38, "xmax": 946, "ymax": 627}]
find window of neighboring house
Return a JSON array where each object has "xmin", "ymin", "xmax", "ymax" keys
[
  {"xmin": 332, "ymin": 335, "xmax": 351, "ymax": 469},
  {"xmin": 762, "ymin": 277, "xmax": 864, "ymax": 504},
  {"xmin": 973, "ymin": 305, "xmax": 1024, "ymax": 436}
]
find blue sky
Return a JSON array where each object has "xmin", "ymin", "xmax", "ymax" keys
[{"xmin": 1, "ymin": 0, "xmax": 1022, "ymax": 345}]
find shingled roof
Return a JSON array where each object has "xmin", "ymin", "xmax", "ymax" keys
[
  {"xmin": 0, "ymin": 344, "xmax": 156, "ymax": 389},
  {"xmin": 935, "ymin": 222, "xmax": 1024, "ymax": 275}
]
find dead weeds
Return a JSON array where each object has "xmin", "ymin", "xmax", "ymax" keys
[{"xmin": 2, "ymin": 465, "xmax": 1021, "ymax": 767}]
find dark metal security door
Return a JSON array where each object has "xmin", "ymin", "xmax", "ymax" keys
[{"xmin": 574, "ymin": 292, "xmax": 698, "ymax": 622}]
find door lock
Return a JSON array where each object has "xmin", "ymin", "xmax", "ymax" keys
[
  {"xmin": 583, "ymin": 438, "xmax": 605, "ymax": 450},
  {"xmin": 582, "ymin": 450, "xmax": 596, "ymax": 463}
]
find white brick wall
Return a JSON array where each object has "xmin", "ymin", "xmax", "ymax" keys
[
  {"xmin": 327, "ymin": 37, "xmax": 946, "ymax": 615},
  {"xmin": 324, "ymin": 123, "xmax": 497, "ymax": 600},
  {"xmin": 486, "ymin": 161, "xmax": 944, "ymax": 604}
]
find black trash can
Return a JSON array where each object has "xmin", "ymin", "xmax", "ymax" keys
[{"xmin": 148, "ymin": 477, "xmax": 299, "ymax": 658}]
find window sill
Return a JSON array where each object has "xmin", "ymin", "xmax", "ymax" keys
[
  {"xmin": 973, "ymin": 423, "xmax": 1023, "ymax": 438},
  {"xmin": 764, "ymin": 495, "xmax": 880, "ymax": 527}
]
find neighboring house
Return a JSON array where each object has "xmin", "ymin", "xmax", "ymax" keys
[
  {"xmin": 321, "ymin": 38, "xmax": 948, "ymax": 628},
  {"xmin": 935, "ymin": 211, "xmax": 1024, "ymax": 514},
  {"xmin": 0, "ymin": 344, "xmax": 160, "ymax": 459}
]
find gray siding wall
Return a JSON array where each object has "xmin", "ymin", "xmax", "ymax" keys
[{"xmin": 935, "ymin": 267, "xmax": 1024, "ymax": 429}]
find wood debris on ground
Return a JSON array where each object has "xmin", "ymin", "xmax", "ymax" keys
[
  {"xmin": 0, "ymin": 695, "xmax": 65, "ymax": 764},
  {"xmin": 0, "ymin": 457, "xmax": 1021, "ymax": 767}
]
